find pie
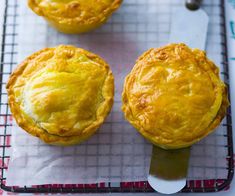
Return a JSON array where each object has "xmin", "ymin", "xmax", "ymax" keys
[
  {"xmin": 28, "ymin": 0, "xmax": 123, "ymax": 34},
  {"xmin": 7, "ymin": 45, "xmax": 114, "ymax": 145},
  {"xmin": 122, "ymin": 43, "xmax": 229, "ymax": 149}
]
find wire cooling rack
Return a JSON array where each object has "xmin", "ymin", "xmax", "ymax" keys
[{"xmin": 0, "ymin": 0, "xmax": 234, "ymax": 193}]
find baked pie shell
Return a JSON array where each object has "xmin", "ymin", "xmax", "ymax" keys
[
  {"xmin": 7, "ymin": 45, "xmax": 114, "ymax": 145},
  {"xmin": 28, "ymin": 0, "xmax": 123, "ymax": 34},
  {"xmin": 122, "ymin": 43, "xmax": 229, "ymax": 149}
]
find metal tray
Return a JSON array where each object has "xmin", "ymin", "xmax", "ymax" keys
[{"xmin": 0, "ymin": 0, "xmax": 233, "ymax": 193}]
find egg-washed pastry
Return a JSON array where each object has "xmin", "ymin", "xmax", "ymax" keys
[
  {"xmin": 28, "ymin": 0, "xmax": 123, "ymax": 34},
  {"xmin": 7, "ymin": 45, "xmax": 114, "ymax": 146},
  {"xmin": 122, "ymin": 43, "xmax": 229, "ymax": 149}
]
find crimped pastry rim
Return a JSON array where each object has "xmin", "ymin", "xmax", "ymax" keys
[
  {"xmin": 122, "ymin": 43, "xmax": 229, "ymax": 149},
  {"xmin": 28, "ymin": 0, "xmax": 123, "ymax": 25},
  {"xmin": 6, "ymin": 45, "xmax": 114, "ymax": 145}
]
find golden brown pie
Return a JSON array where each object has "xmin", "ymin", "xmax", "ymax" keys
[
  {"xmin": 28, "ymin": 0, "xmax": 123, "ymax": 34},
  {"xmin": 122, "ymin": 43, "xmax": 229, "ymax": 149},
  {"xmin": 7, "ymin": 45, "xmax": 114, "ymax": 146}
]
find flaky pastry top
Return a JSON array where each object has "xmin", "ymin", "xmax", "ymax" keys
[
  {"xmin": 7, "ymin": 45, "xmax": 114, "ymax": 145},
  {"xmin": 28, "ymin": 0, "xmax": 122, "ymax": 24},
  {"xmin": 122, "ymin": 43, "xmax": 229, "ymax": 149}
]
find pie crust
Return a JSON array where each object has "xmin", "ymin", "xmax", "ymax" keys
[
  {"xmin": 28, "ymin": 0, "xmax": 123, "ymax": 34},
  {"xmin": 122, "ymin": 43, "xmax": 229, "ymax": 149},
  {"xmin": 7, "ymin": 45, "xmax": 114, "ymax": 145}
]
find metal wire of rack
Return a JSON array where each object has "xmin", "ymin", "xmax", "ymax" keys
[{"xmin": 0, "ymin": 0, "xmax": 234, "ymax": 193}]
